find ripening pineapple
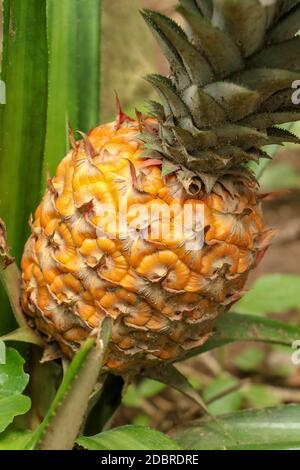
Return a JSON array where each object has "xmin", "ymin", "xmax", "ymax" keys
[{"xmin": 21, "ymin": 0, "xmax": 300, "ymax": 374}]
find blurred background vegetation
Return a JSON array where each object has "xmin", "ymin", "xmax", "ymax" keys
[
  {"xmin": 1, "ymin": 0, "xmax": 300, "ymax": 434},
  {"xmin": 100, "ymin": 0, "xmax": 177, "ymax": 121}
]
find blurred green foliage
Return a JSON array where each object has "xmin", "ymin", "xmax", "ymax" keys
[
  {"xmin": 235, "ymin": 274, "xmax": 300, "ymax": 316},
  {"xmin": 260, "ymin": 163, "xmax": 300, "ymax": 191},
  {"xmin": 123, "ymin": 379, "xmax": 166, "ymax": 408}
]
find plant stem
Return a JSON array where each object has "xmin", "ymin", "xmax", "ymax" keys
[{"xmin": 27, "ymin": 318, "xmax": 112, "ymax": 450}]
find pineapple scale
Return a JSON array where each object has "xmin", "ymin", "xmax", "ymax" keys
[{"xmin": 21, "ymin": 119, "xmax": 265, "ymax": 374}]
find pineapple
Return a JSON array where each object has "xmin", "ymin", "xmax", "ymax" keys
[{"xmin": 21, "ymin": 0, "xmax": 300, "ymax": 374}]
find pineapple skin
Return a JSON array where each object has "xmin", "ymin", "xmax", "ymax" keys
[{"xmin": 21, "ymin": 119, "xmax": 265, "ymax": 374}]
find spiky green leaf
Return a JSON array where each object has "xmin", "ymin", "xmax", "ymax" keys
[
  {"xmin": 212, "ymin": 0, "xmax": 266, "ymax": 57},
  {"xmin": 179, "ymin": 7, "xmax": 243, "ymax": 77}
]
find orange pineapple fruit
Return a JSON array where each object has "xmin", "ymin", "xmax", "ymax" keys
[{"xmin": 21, "ymin": 0, "xmax": 300, "ymax": 374}]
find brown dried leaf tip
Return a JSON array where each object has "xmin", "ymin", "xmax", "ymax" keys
[
  {"xmin": 115, "ymin": 92, "xmax": 134, "ymax": 130},
  {"xmin": 77, "ymin": 131, "xmax": 98, "ymax": 158},
  {"xmin": 0, "ymin": 218, "xmax": 14, "ymax": 268}
]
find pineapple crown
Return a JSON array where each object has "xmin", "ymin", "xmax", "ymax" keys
[{"xmin": 141, "ymin": 0, "xmax": 300, "ymax": 189}]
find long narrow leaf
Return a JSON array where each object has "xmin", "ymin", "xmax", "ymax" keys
[
  {"xmin": 25, "ymin": 337, "xmax": 96, "ymax": 450},
  {"xmin": 0, "ymin": 0, "xmax": 48, "ymax": 259},
  {"xmin": 77, "ymin": 0, "xmax": 101, "ymax": 132},
  {"xmin": 42, "ymin": 0, "xmax": 79, "ymax": 182},
  {"xmin": 0, "ymin": 0, "xmax": 48, "ymax": 332},
  {"xmin": 252, "ymin": 122, "xmax": 299, "ymax": 179},
  {"xmin": 43, "ymin": 0, "xmax": 102, "ymax": 183},
  {"xmin": 182, "ymin": 313, "xmax": 300, "ymax": 359}
]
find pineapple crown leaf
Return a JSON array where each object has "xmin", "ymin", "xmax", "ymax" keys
[
  {"xmin": 143, "ymin": 9, "xmax": 214, "ymax": 86},
  {"xmin": 141, "ymin": 10, "xmax": 191, "ymax": 89},
  {"xmin": 177, "ymin": 0, "xmax": 204, "ymax": 15},
  {"xmin": 212, "ymin": 0, "xmax": 267, "ymax": 57},
  {"xmin": 231, "ymin": 68, "xmax": 300, "ymax": 100},
  {"xmin": 181, "ymin": 84, "xmax": 226, "ymax": 127},
  {"xmin": 142, "ymin": 9, "xmax": 188, "ymax": 39},
  {"xmin": 261, "ymin": 89, "xmax": 298, "ymax": 112},
  {"xmin": 279, "ymin": 0, "xmax": 300, "ymax": 16},
  {"xmin": 248, "ymin": 36, "xmax": 300, "ymax": 71},
  {"xmin": 267, "ymin": 3, "xmax": 300, "ymax": 43},
  {"xmin": 144, "ymin": 74, "xmax": 191, "ymax": 120},
  {"xmin": 142, "ymin": 0, "xmax": 300, "ymax": 178},
  {"xmin": 241, "ymin": 111, "xmax": 300, "ymax": 129},
  {"xmin": 189, "ymin": 0, "xmax": 213, "ymax": 17},
  {"xmin": 146, "ymin": 100, "xmax": 165, "ymax": 120},
  {"xmin": 267, "ymin": 126, "xmax": 300, "ymax": 144},
  {"xmin": 203, "ymin": 81, "xmax": 261, "ymax": 121},
  {"xmin": 178, "ymin": 5, "xmax": 244, "ymax": 77}
]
